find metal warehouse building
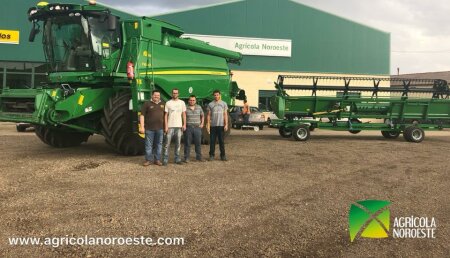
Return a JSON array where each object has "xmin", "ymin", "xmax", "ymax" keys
[{"xmin": 1, "ymin": 0, "xmax": 390, "ymax": 110}]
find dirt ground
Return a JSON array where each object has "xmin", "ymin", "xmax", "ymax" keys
[{"xmin": 0, "ymin": 122, "xmax": 449, "ymax": 257}]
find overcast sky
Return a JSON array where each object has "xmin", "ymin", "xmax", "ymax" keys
[{"xmin": 97, "ymin": 0, "xmax": 450, "ymax": 75}]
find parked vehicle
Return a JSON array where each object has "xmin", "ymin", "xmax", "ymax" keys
[
  {"xmin": 258, "ymin": 103, "xmax": 279, "ymax": 127},
  {"xmin": 229, "ymin": 106, "xmax": 267, "ymax": 129}
]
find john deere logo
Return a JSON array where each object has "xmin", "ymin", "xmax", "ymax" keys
[{"xmin": 349, "ymin": 200, "xmax": 390, "ymax": 242}]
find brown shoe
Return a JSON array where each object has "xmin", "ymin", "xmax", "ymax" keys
[
  {"xmin": 143, "ymin": 161, "xmax": 152, "ymax": 166},
  {"xmin": 154, "ymin": 161, "xmax": 163, "ymax": 166}
]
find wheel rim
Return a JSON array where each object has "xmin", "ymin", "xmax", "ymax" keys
[
  {"xmin": 296, "ymin": 128, "xmax": 307, "ymax": 139},
  {"xmin": 411, "ymin": 129, "xmax": 422, "ymax": 141},
  {"xmin": 389, "ymin": 132, "xmax": 398, "ymax": 137}
]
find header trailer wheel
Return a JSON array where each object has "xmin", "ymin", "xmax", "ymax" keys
[
  {"xmin": 293, "ymin": 125, "xmax": 310, "ymax": 141},
  {"xmin": 403, "ymin": 126, "xmax": 425, "ymax": 143}
]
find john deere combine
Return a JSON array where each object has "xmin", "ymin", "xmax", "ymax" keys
[
  {"xmin": 271, "ymin": 75, "xmax": 450, "ymax": 142},
  {"xmin": 0, "ymin": 2, "xmax": 244, "ymax": 155}
]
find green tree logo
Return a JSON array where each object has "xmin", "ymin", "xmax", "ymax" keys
[{"xmin": 349, "ymin": 200, "xmax": 391, "ymax": 242}]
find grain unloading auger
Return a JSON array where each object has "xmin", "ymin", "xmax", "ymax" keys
[{"xmin": 270, "ymin": 75, "xmax": 450, "ymax": 142}]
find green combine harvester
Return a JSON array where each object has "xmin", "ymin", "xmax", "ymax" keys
[
  {"xmin": 271, "ymin": 75, "xmax": 450, "ymax": 142},
  {"xmin": 0, "ymin": 2, "xmax": 245, "ymax": 155}
]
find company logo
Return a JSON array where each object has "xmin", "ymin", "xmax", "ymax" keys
[
  {"xmin": 0, "ymin": 29, "xmax": 19, "ymax": 44},
  {"xmin": 0, "ymin": 33, "xmax": 11, "ymax": 39},
  {"xmin": 0, "ymin": 30, "xmax": 20, "ymax": 44},
  {"xmin": 183, "ymin": 34, "xmax": 292, "ymax": 57},
  {"xmin": 348, "ymin": 200, "xmax": 437, "ymax": 242},
  {"xmin": 349, "ymin": 200, "xmax": 390, "ymax": 242}
]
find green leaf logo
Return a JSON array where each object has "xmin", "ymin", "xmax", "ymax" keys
[{"xmin": 349, "ymin": 200, "xmax": 390, "ymax": 242}]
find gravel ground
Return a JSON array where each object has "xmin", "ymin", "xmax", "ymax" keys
[{"xmin": 0, "ymin": 122, "xmax": 449, "ymax": 257}]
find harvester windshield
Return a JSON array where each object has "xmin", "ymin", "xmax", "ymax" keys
[
  {"xmin": 44, "ymin": 16, "xmax": 92, "ymax": 71},
  {"xmin": 42, "ymin": 14, "xmax": 120, "ymax": 72}
]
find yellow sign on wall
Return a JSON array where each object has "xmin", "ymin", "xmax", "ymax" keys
[{"xmin": 0, "ymin": 30, "xmax": 20, "ymax": 44}]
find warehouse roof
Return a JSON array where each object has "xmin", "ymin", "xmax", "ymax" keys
[
  {"xmin": 392, "ymin": 71, "xmax": 450, "ymax": 82},
  {"xmin": 152, "ymin": 0, "xmax": 389, "ymax": 34}
]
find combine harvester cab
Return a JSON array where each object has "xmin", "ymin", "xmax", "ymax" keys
[
  {"xmin": 270, "ymin": 75, "xmax": 450, "ymax": 142},
  {"xmin": 0, "ymin": 2, "xmax": 245, "ymax": 155}
]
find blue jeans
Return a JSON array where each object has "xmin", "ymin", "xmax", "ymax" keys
[
  {"xmin": 145, "ymin": 129, "xmax": 163, "ymax": 162},
  {"xmin": 163, "ymin": 128, "xmax": 182, "ymax": 163},
  {"xmin": 184, "ymin": 126, "xmax": 202, "ymax": 161},
  {"xmin": 243, "ymin": 114, "xmax": 250, "ymax": 124},
  {"xmin": 209, "ymin": 126, "xmax": 225, "ymax": 158}
]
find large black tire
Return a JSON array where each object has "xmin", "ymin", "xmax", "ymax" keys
[
  {"xmin": 16, "ymin": 124, "xmax": 27, "ymax": 132},
  {"xmin": 231, "ymin": 121, "xmax": 242, "ymax": 129},
  {"xmin": 292, "ymin": 125, "xmax": 310, "ymax": 141},
  {"xmin": 279, "ymin": 126, "xmax": 292, "ymax": 138},
  {"xmin": 403, "ymin": 126, "xmax": 425, "ymax": 143},
  {"xmin": 34, "ymin": 125, "xmax": 90, "ymax": 148},
  {"xmin": 101, "ymin": 93, "xmax": 144, "ymax": 155},
  {"xmin": 349, "ymin": 119, "xmax": 362, "ymax": 134},
  {"xmin": 381, "ymin": 131, "xmax": 400, "ymax": 139}
]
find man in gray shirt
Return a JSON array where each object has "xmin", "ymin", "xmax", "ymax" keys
[
  {"xmin": 207, "ymin": 90, "xmax": 228, "ymax": 161},
  {"xmin": 183, "ymin": 95, "xmax": 204, "ymax": 162}
]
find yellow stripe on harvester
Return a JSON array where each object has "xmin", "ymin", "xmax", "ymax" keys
[
  {"xmin": 78, "ymin": 95, "xmax": 84, "ymax": 106},
  {"xmin": 139, "ymin": 70, "xmax": 228, "ymax": 76}
]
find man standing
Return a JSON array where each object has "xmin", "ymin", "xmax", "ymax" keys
[
  {"xmin": 139, "ymin": 90, "xmax": 164, "ymax": 166},
  {"xmin": 242, "ymin": 99, "xmax": 250, "ymax": 125},
  {"xmin": 207, "ymin": 90, "xmax": 228, "ymax": 161},
  {"xmin": 184, "ymin": 95, "xmax": 204, "ymax": 163},
  {"xmin": 163, "ymin": 88, "xmax": 186, "ymax": 165}
]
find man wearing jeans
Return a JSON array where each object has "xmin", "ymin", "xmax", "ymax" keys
[
  {"xmin": 207, "ymin": 90, "xmax": 228, "ymax": 161},
  {"xmin": 242, "ymin": 99, "xmax": 250, "ymax": 125},
  {"xmin": 183, "ymin": 95, "xmax": 204, "ymax": 163},
  {"xmin": 163, "ymin": 88, "xmax": 186, "ymax": 165},
  {"xmin": 139, "ymin": 90, "xmax": 164, "ymax": 166}
]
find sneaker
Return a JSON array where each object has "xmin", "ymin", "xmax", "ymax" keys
[
  {"xmin": 175, "ymin": 161, "xmax": 183, "ymax": 165},
  {"xmin": 196, "ymin": 158, "xmax": 205, "ymax": 162},
  {"xmin": 221, "ymin": 156, "xmax": 228, "ymax": 161},
  {"xmin": 208, "ymin": 156, "xmax": 214, "ymax": 161},
  {"xmin": 162, "ymin": 161, "xmax": 168, "ymax": 166},
  {"xmin": 182, "ymin": 159, "xmax": 189, "ymax": 163},
  {"xmin": 154, "ymin": 161, "xmax": 162, "ymax": 166},
  {"xmin": 143, "ymin": 161, "xmax": 152, "ymax": 166}
]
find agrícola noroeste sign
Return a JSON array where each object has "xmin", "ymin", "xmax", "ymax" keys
[
  {"xmin": 183, "ymin": 34, "xmax": 292, "ymax": 57},
  {"xmin": 0, "ymin": 30, "xmax": 20, "ymax": 44}
]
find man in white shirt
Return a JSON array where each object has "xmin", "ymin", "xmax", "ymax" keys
[{"xmin": 163, "ymin": 88, "xmax": 186, "ymax": 165}]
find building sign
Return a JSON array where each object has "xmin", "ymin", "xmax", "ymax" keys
[
  {"xmin": 0, "ymin": 30, "xmax": 20, "ymax": 44},
  {"xmin": 183, "ymin": 34, "xmax": 292, "ymax": 57}
]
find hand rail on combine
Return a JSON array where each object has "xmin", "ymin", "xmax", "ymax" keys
[{"xmin": 275, "ymin": 75, "xmax": 450, "ymax": 99}]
